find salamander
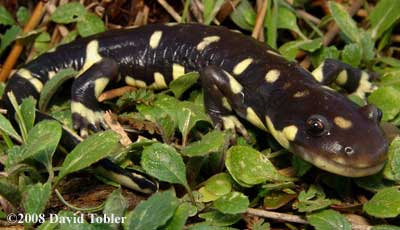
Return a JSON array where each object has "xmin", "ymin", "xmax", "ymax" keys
[{"xmin": 2, "ymin": 23, "xmax": 388, "ymax": 192}]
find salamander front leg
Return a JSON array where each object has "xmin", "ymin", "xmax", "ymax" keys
[
  {"xmin": 311, "ymin": 59, "xmax": 377, "ymax": 98},
  {"xmin": 200, "ymin": 66, "xmax": 249, "ymax": 137},
  {"xmin": 71, "ymin": 58, "xmax": 119, "ymax": 136}
]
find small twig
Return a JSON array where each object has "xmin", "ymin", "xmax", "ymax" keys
[
  {"xmin": 246, "ymin": 208, "xmax": 308, "ymax": 224},
  {"xmin": 296, "ymin": 10, "xmax": 321, "ymax": 25},
  {"xmin": 323, "ymin": 0, "xmax": 363, "ymax": 46},
  {"xmin": 0, "ymin": 1, "xmax": 46, "ymax": 82},
  {"xmin": 98, "ymin": 86, "xmax": 137, "ymax": 102},
  {"xmin": 103, "ymin": 111, "xmax": 132, "ymax": 147},
  {"xmin": 157, "ymin": 0, "xmax": 182, "ymax": 22},
  {"xmin": 251, "ymin": 0, "xmax": 268, "ymax": 40}
]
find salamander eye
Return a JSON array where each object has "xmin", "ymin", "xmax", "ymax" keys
[{"xmin": 306, "ymin": 115, "xmax": 329, "ymax": 136}]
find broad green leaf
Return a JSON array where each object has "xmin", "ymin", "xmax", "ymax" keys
[
  {"xmin": 39, "ymin": 68, "xmax": 77, "ymax": 111},
  {"xmin": 77, "ymin": 13, "xmax": 106, "ymax": 37},
  {"xmin": 20, "ymin": 97, "xmax": 36, "ymax": 132},
  {"xmin": 204, "ymin": 173, "xmax": 232, "ymax": 196},
  {"xmin": 0, "ymin": 6, "xmax": 16, "ymax": 25},
  {"xmin": 51, "ymin": 2, "xmax": 87, "ymax": 24},
  {"xmin": 0, "ymin": 25, "xmax": 21, "ymax": 55},
  {"xmin": 33, "ymin": 32, "xmax": 51, "ymax": 55},
  {"xmin": 23, "ymin": 182, "xmax": 51, "ymax": 216},
  {"xmin": 293, "ymin": 185, "xmax": 332, "ymax": 212},
  {"xmin": 103, "ymin": 188, "xmax": 128, "ymax": 230},
  {"xmin": 57, "ymin": 130, "xmax": 121, "ymax": 182},
  {"xmin": 225, "ymin": 146, "xmax": 288, "ymax": 187},
  {"xmin": 177, "ymin": 101, "xmax": 210, "ymax": 139},
  {"xmin": 369, "ymin": 0, "xmax": 400, "ymax": 40},
  {"xmin": 7, "ymin": 120, "xmax": 62, "ymax": 167},
  {"xmin": 169, "ymin": 72, "xmax": 199, "ymax": 98},
  {"xmin": 279, "ymin": 39, "xmax": 322, "ymax": 60},
  {"xmin": 355, "ymin": 174, "xmax": 393, "ymax": 192},
  {"xmin": 198, "ymin": 211, "xmax": 241, "ymax": 227},
  {"xmin": 383, "ymin": 137, "xmax": 400, "ymax": 181},
  {"xmin": 0, "ymin": 179, "xmax": 21, "ymax": 206},
  {"xmin": 307, "ymin": 209, "xmax": 351, "ymax": 230},
  {"xmin": 328, "ymin": 2, "xmax": 360, "ymax": 43},
  {"xmin": 0, "ymin": 113, "xmax": 22, "ymax": 143},
  {"xmin": 16, "ymin": 6, "xmax": 29, "ymax": 25},
  {"xmin": 277, "ymin": 7, "xmax": 305, "ymax": 39},
  {"xmin": 263, "ymin": 191, "xmax": 297, "ymax": 210},
  {"xmin": 124, "ymin": 190, "xmax": 179, "ymax": 230},
  {"xmin": 214, "ymin": 192, "xmax": 249, "ymax": 214},
  {"xmin": 368, "ymin": 86, "xmax": 400, "ymax": 121},
  {"xmin": 164, "ymin": 202, "xmax": 193, "ymax": 230},
  {"xmin": 342, "ymin": 43, "xmax": 362, "ymax": 67},
  {"xmin": 141, "ymin": 143, "xmax": 188, "ymax": 186},
  {"xmin": 363, "ymin": 187, "xmax": 400, "ymax": 218},
  {"xmin": 182, "ymin": 130, "xmax": 226, "ymax": 157},
  {"xmin": 372, "ymin": 225, "xmax": 400, "ymax": 230},
  {"xmin": 230, "ymin": 0, "xmax": 256, "ymax": 31},
  {"xmin": 360, "ymin": 31, "xmax": 375, "ymax": 62}
]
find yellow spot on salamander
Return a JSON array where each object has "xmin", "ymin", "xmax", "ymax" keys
[
  {"xmin": 17, "ymin": 68, "xmax": 43, "ymax": 92},
  {"xmin": 78, "ymin": 40, "xmax": 102, "ymax": 77},
  {"xmin": 149, "ymin": 30, "xmax": 163, "ymax": 49},
  {"xmin": 312, "ymin": 62, "xmax": 324, "ymax": 82},
  {"xmin": 151, "ymin": 72, "xmax": 168, "ymax": 89},
  {"xmin": 351, "ymin": 71, "xmax": 376, "ymax": 98},
  {"xmin": 233, "ymin": 58, "xmax": 253, "ymax": 75},
  {"xmin": 293, "ymin": 90, "xmax": 309, "ymax": 98},
  {"xmin": 223, "ymin": 71, "xmax": 243, "ymax": 94},
  {"xmin": 266, "ymin": 50, "xmax": 281, "ymax": 57},
  {"xmin": 71, "ymin": 102, "xmax": 103, "ymax": 126},
  {"xmin": 94, "ymin": 77, "xmax": 110, "ymax": 98},
  {"xmin": 221, "ymin": 115, "xmax": 248, "ymax": 137},
  {"xmin": 265, "ymin": 116, "xmax": 298, "ymax": 149},
  {"xmin": 246, "ymin": 107, "xmax": 267, "ymax": 131},
  {"xmin": 265, "ymin": 69, "xmax": 280, "ymax": 83},
  {"xmin": 48, "ymin": 71, "xmax": 56, "ymax": 79},
  {"xmin": 172, "ymin": 63, "xmax": 185, "ymax": 80},
  {"xmin": 222, "ymin": 97, "xmax": 232, "ymax": 111},
  {"xmin": 334, "ymin": 116, "xmax": 352, "ymax": 129},
  {"xmin": 196, "ymin": 36, "xmax": 220, "ymax": 51},
  {"xmin": 125, "ymin": 76, "xmax": 147, "ymax": 88},
  {"xmin": 336, "ymin": 70, "xmax": 348, "ymax": 85}
]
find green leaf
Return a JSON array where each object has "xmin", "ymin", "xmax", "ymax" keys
[
  {"xmin": 57, "ymin": 130, "xmax": 121, "ymax": 182},
  {"xmin": 204, "ymin": 173, "xmax": 232, "ymax": 196},
  {"xmin": 77, "ymin": 13, "xmax": 106, "ymax": 37},
  {"xmin": 263, "ymin": 191, "xmax": 297, "ymax": 210},
  {"xmin": 383, "ymin": 137, "xmax": 400, "ymax": 181},
  {"xmin": 0, "ymin": 6, "xmax": 16, "ymax": 25},
  {"xmin": 7, "ymin": 120, "xmax": 62, "ymax": 167},
  {"xmin": 176, "ymin": 102, "xmax": 210, "ymax": 142},
  {"xmin": 363, "ymin": 187, "xmax": 400, "ymax": 218},
  {"xmin": 214, "ymin": 191, "xmax": 249, "ymax": 214},
  {"xmin": 34, "ymin": 32, "xmax": 51, "ymax": 55},
  {"xmin": 369, "ymin": 0, "xmax": 400, "ymax": 40},
  {"xmin": 372, "ymin": 225, "xmax": 400, "ymax": 230},
  {"xmin": 198, "ymin": 211, "xmax": 241, "ymax": 227},
  {"xmin": 20, "ymin": 97, "xmax": 36, "ymax": 132},
  {"xmin": 279, "ymin": 39, "xmax": 322, "ymax": 60},
  {"xmin": 368, "ymin": 86, "xmax": 400, "ymax": 121},
  {"xmin": 225, "ymin": 146, "xmax": 288, "ymax": 187},
  {"xmin": 103, "ymin": 188, "xmax": 128, "ymax": 229},
  {"xmin": 229, "ymin": 0, "xmax": 256, "ymax": 31},
  {"xmin": 124, "ymin": 190, "xmax": 179, "ymax": 230},
  {"xmin": 51, "ymin": 2, "xmax": 87, "ymax": 24},
  {"xmin": 141, "ymin": 143, "xmax": 188, "ymax": 186},
  {"xmin": 328, "ymin": 2, "xmax": 360, "ymax": 43},
  {"xmin": 16, "ymin": 6, "xmax": 29, "ymax": 25},
  {"xmin": 292, "ymin": 155, "xmax": 312, "ymax": 177},
  {"xmin": 39, "ymin": 68, "xmax": 77, "ymax": 111},
  {"xmin": 341, "ymin": 43, "xmax": 362, "ymax": 67},
  {"xmin": 294, "ymin": 185, "xmax": 332, "ymax": 212},
  {"xmin": 0, "ymin": 25, "xmax": 21, "ymax": 55},
  {"xmin": 182, "ymin": 130, "xmax": 226, "ymax": 157},
  {"xmin": 0, "ymin": 179, "xmax": 21, "ymax": 206},
  {"xmin": 163, "ymin": 202, "xmax": 193, "ymax": 230},
  {"xmin": 0, "ymin": 113, "xmax": 22, "ymax": 143},
  {"xmin": 360, "ymin": 31, "xmax": 375, "ymax": 62},
  {"xmin": 203, "ymin": 0, "xmax": 225, "ymax": 25},
  {"xmin": 277, "ymin": 7, "xmax": 305, "ymax": 39},
  {"xmin": 169, "ymin": 72, "xmax": 199, "ymax": 98},
  {"xmin": 265, "ymin": 0, "xmax": 278, "ymax": 49},
  {"xmin": 307, "ymin": 209, "xmax": 351, "ymax": 230},
  {"xmin": 23, "ymin": 182, "xmax": 51, "ymax": 216}
]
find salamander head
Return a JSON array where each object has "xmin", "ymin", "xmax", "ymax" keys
[{"xmin": 267, "ymin": 84, "xmax": 388, "ymax": 177}]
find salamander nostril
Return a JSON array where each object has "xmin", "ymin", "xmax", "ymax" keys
[{"xmin": 344, "ymin": 146, "xmax": 354, "ymax": 155}]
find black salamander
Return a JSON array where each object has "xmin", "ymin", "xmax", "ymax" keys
[{"xmin": 2, "ymin": 23, "xmax": 388, "ymax": 192}]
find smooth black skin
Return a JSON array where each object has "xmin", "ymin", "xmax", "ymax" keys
[{"xmin": 2, "ymin": 23, "xmax": 388, "ymax": 178}]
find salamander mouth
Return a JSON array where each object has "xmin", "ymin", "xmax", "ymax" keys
[{"xmin": 293, "ymin": 145, "xmax": 386, "ymax": 177}]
